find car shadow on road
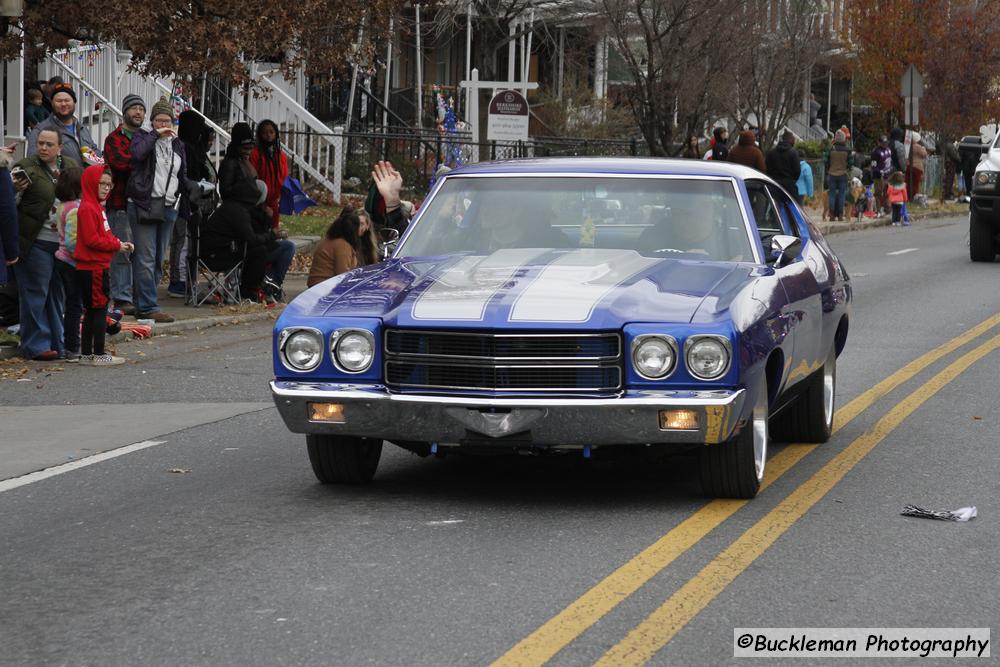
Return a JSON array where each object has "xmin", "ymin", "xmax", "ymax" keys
[{"xmin": 298, "ymin": 448, "xmax": 708, "ymax": 511}]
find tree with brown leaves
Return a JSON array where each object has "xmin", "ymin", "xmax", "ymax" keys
[{"xmin": 1, "ymin": 0, "xmax": 402, "ymax": 87}]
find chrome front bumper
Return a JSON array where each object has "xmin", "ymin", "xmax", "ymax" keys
[{"xmin": 270, "ymin": 381, "xmax": 747, "ymax": 446}]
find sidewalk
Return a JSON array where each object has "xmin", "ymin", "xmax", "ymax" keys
[{"xmin": 806, "ymin": 200, "xmax": 968, "ymax": 236}]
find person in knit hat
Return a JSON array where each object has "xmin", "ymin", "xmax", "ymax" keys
[
  {"xmin": 26, "ymin": 82, "xmax": 100, "ymax": 167},
  {"xmin": 103, "ymin": 93, "xmax": 146, "ymax": 314},
  {"xmin": 125, "ymin": 96, "xmax": 188, "ymax": 323}
]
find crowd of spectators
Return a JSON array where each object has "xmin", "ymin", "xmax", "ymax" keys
[{"xmin": 2, "ymin": 83, "xmax": 331, "ymax": 365}]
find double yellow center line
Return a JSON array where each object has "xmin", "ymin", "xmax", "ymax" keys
[{"xmin": 492, "ymin": 312, "xmax": 1000, "ymax": 667}]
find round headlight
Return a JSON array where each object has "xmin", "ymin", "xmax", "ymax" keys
[
  {"xmin": 976, "ymin": 172, "xmax": 990, "ymax": 185},
  {"xmin": 686, "ymin": 337, "xmax": 730, "ymax": 380},
  {"xmin": 283, "ymin": 330, "xmax": 323, "ymax": 371},
  {"xmin": 333, "ymin": 330, "xmax": 375, "ymax": 372},
  {"xmin": 632, "ymin": 335, "xmax": 677, "ymax": 379}
]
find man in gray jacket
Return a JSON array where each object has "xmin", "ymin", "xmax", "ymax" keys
[{"xmin": 26, "ymin": 83, "xmax": 99, "ymax": 166}]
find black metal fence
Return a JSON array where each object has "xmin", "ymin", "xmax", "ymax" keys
[{"xmin": 330, "ymin": 129, "xmax": 647, "ymax": 197}]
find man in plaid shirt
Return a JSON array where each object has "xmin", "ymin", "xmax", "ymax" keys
[{"xmin": 103, "ymin": 94, "xmax": 146, "ymax": 314}]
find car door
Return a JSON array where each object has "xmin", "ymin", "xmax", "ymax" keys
[{"xmin": 747, "ymin": 180, "xmax": 823, "ymax": 388}]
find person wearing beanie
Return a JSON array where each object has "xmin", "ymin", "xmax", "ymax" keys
[
  {"xmin": 727, "ymin": 130, "xmax": 766, "ymax": 173},
  {"xmin": 125, "ymin": 97, "xmax": 188, "ymax": 323},
  {"xmin": 823, "ymin": 130, "xmax": 854, "ymax": 221},
  {"xmin": 26, "ymin": 82, "xmax": 100, "ymax": 167},
  {"xmin": 103, "ymin": 93, "xmax": 146, "ymax": 313}
]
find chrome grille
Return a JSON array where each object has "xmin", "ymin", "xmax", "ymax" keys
[{"xmin": 384, "ymin": 330, "xmax": 622, "ymax": 395}]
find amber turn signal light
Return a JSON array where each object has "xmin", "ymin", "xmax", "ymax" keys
[
  {"xmin": 308, "ymin": 402, "xmax": 346, "ymax": 423},
  {"xmin": 659, "ymin": 409, "xmax": 699, "ymax": 430}
]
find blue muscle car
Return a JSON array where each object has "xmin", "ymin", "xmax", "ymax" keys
[{"xmin": 271, "ymin": 158, "xmax": 851, "ymax": 498}]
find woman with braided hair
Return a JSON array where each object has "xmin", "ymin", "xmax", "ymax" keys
[{"xmin": 249, "ymin": 119, "xmax": 288, "ymax": 230}]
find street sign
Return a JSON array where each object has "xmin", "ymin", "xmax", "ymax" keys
[
  {"xmin": 903, "ymin": 97, "xmax": 919, "ymax": 126},
  {"xmin": 487, "ymin": 89, "xmax": 530, "ymax": 143},
  {"xmin": 900, "ymin": 64, "xmax": 924, "ymax": 99}
]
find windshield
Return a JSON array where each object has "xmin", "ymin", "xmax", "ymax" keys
[{"xmin": 397, "ymin": 176, "xmax": 754, "ymax": 262}]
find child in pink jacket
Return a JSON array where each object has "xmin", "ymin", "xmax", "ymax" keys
[{"xmin": 887, "ymin": 171, "xmax": 909, "ymax": 226}]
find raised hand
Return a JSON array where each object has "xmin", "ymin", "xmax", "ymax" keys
[{"xmin": 371, "ymin": 160, "xmax": 402, "ymax": 210}]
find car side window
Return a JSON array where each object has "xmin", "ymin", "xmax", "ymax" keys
[
  {"xmin": 745, "ymin": 181, "xmax": 788, "ymax": 253},
  {"xmin": 765, "ymin": 184, "xmax": 801, "ymax": 239}
]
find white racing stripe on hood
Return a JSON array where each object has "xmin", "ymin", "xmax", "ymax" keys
[
  {"xmin": 412, "ymin": 248, "xmax": 550, "ymax": 320},
  {"xmin": 510, "ymin": 249, "xmax": 662, "ymax": 322}
]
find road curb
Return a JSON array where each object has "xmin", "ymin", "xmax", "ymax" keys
[
  {"xmin": 109, "ymin": 308, "xmax": 283, "ymax": 344},
  {"xmin": 817, "ymin": 208, "xmax": 965, "ymax": 236}
]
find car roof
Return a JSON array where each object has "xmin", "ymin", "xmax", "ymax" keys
[{"xmin": 443, "ymin": 157, "xmax": 774, "ymax": 182}]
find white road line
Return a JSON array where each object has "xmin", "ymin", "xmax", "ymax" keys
[
  {"xmin": 887, "ymin": 248, "xmax": 919, "ymax": 256},
  {"xmin": 0, "ymin": 440, "xmax": 167, "ymax": 493}
]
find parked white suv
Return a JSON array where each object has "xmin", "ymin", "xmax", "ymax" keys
[{"xmin": 971, "ymin": 134, "xmax": 1000, "ymax": 261}]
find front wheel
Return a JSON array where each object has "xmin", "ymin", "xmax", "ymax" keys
[
  {"xmin": 699, "ymin": 387, "xmax": 768, "ymax": 499},
  {"xmin": 307, "ymin": 434, "xmax": 383, "ymax": 484},
  {"xmin": 969, "ymin": 207, "xmax": 997, "ymax": 262},
  {"xmin": 771, "ymin": 345, "xmax": 836, "ymax": 443}
]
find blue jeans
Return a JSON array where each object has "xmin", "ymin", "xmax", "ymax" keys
[
  {"xmin": 266, "ymin": 239, "xmax": 296, "ymax": 286},
  {"xmin": 14, "ymin": 240, "xmax": 65, "ymax": 358},
  {"xmin": 56, "ymin": 259, "xmax": 82, "ymax": 353},
  {"xmin": 128, "ymin": 201, "xmax": 177, "ymax": 315},
  {"xmin": 107, "ymin": 208, "xmax": 132, "ymax": 304},
  {"xmin": 828, "ymin": 175, "xmax": 848, "ymax": 218}
]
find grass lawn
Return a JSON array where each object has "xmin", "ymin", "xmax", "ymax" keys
[{"xmin": 280, "ymin": 205, "xmax": 342, "ymax": 237}]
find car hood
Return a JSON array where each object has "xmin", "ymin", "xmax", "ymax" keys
[{"xmin": 291, "ymin": 248, "xmax": 758, "ymax": 330}]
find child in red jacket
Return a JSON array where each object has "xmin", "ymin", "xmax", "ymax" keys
[{"xmin": 74, "ymin": 166, "xmax": 134, "ymax": 365}]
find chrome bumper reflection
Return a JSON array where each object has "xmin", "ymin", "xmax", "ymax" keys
[{"xmin": 270, "ymin": 381, "xmax": 746, "ymax": 446}]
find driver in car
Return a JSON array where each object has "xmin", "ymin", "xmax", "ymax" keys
[{"xmin": 638, "ymin": 198, "xmax": 745, "ymax": 261}]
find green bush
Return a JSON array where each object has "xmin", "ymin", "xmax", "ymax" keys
[{"xmin": 796, "ymin": 138, "xmax": 831, "ymax": 158}]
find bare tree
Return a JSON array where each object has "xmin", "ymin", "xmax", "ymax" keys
[
  {"xmin": 595, "ymin": 0, "xmax": 746, "ymax": 156},
  {"xmin": 724, "ymin": 1, "xmax": 831, "ymax": 149}
]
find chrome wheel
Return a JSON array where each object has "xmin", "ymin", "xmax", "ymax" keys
[
  {"xmin": 752, "ymin": 389, "xmax": 769, "ymax": 482},
  {"xmin": 822, "ymin": 346, "xmax": 837, "ymax": 430}
]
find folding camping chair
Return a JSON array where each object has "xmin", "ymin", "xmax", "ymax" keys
[{"xmin": 187, "ymin": 206, "xmax": 246, "ymax": 307}]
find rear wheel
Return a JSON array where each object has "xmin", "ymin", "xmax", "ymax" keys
[
  {"xmin": 306, "ymin": 434, "xmax": 382, "ymax": 484},
  {"xmin": 771, "ymin": 345, "xmax": 836, "ymax": 443},
  {"xmin": 969, "ymin": 207, "xmax": 997, "ymax": 262},
  {"xmin": 699, "ymin": 387, "xmax": 768, "ymax": 499}
]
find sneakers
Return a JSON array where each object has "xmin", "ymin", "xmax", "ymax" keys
[
  {"xmin": 136, "ymin": 311, "xmax": 175, "ymax": 323},
  {"xmin": 87, "ymin": 353, "xmax": 126, "ymax": 366},
  {"xmin": 261, "ymin": 277, "xmax": 284, "ymax": 303},
  {"xmin": 64, "ymin": 350, "xmax": 82, "ymax": 363},
  {"xmin": 31, "ymin": 350, "xmax": 59, "ymax": 361},
  {"xmin": 167, "ymin": 281, "xmax": 187, "ymax": 298}
]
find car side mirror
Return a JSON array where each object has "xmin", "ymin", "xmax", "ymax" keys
[
  {"xmin": 770, "ymin": 234, "xmax": 801, "ymax": 267},
  {"xmin": 379, "ymin": 227, "xmax": 400, "ymax": 260}
]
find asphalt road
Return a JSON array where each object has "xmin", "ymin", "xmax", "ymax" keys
[{"xmin": 1, "ymin": 214, "xmax": 996, "ymax": 666}]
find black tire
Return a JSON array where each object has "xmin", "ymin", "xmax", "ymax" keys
[
  {"xmin": 771, "ymin": 347, "xmax": 836, "ymax": 444},
  {"xmin": 699, "ymin": 388, "xmax": 768, "ymax": 499},
  {"xmin": 969, "ymin": 207, "xmax": 996, "ymax": 262},
  {"xmin": 306, "ymin": 434, "xmax": 382, "ymax": 484}
]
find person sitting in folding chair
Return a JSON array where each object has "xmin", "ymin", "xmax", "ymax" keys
[
  {"xmin": 199, "ymin": 199, "xmax": 277, "ymax": 302},
  {"xmin": 218, "ymin": 123, "xmax": 294, "ymax": 302}
]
